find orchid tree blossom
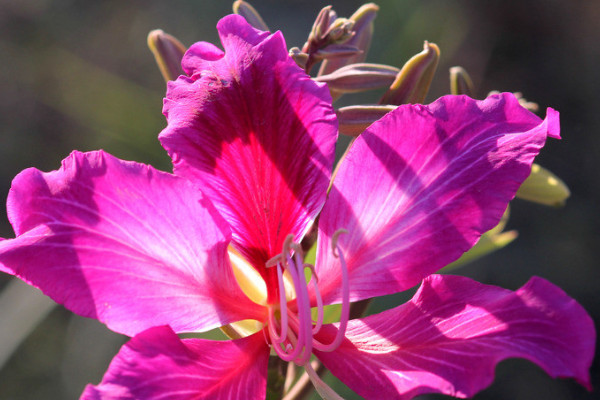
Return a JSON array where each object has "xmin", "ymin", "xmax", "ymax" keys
[{"xmin": 0, "ymin": 15, "xmax": 594, "ymax": 400}]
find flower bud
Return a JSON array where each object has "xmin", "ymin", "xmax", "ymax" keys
[
  {"xmin": 514, "ymin": 92, "xmax": 539, "ymax": 112},
  {"xmin": 449, "ymin": 66, "xmax": 475, "ymax": 96},
  {"xmin": 303, "ymin": 6, "xmax": 334, "ymax": 54},
  {"xmin": 319, "ymin": 3, "xmax": 379, "ymax": 76},
  {"xmin": 336, "ymin": 105, "xmax": 397, "ymax": 136},
  {"xmin": 312, "ymin": 45, "xmax": 361, "ymax": 61},
  {"xmin": 516, "ymin": 163, "xmax": 570, "ymax": 207},
  {"xmin": 316, "ymin": 63, "xmax": 399, "ymax": 93},
  {"xmin": 232, "ymin": 0, "xmax": 269, "ymax": 31},
  {"xmin": 147, "ymin": 29, "xmax": 187, "ymax": 82},
  {"xmin": 380, "ymin": 41, "xmax": 440, "ymax": 105},
  {"xmin": 289, "ymin": 47, "xmax": 309, "ymax": 69},
  {"xmin": 325, "ymin": 18, "xmax": 355, "ymax": 45}
]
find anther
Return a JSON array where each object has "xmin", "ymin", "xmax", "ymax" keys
[
  {"xmin": 313, "ymin": 229, "xmax": 350, "ymax": 352},
  {"xmin": 265, "ymin": 255, "xmax": 282, "ymax": 268},
  {"xmin": 331, "ymin": 228, "xmax": 349, "ymax": 256}
]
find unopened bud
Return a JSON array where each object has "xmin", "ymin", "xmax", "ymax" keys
[
  {"xmin": 516, "ymin": 163, "xmax": 570, "ymax": 207},
  {"xmin": 336, "ymin": 105, "xmax": 397, "ymax": 136},
  {"xmin": 304, "ymin": 6, "xmax": 334, "ymax": 53},
  {"xmin": 319, "ymin": 3, "xmax": 379, "ymax": 76},
  {"xmin": 233, "ymin": 0, "xmax": 269, "ymax": 31},
  {"xmin": 514, "ymin": 92, "xmax": 539, "ymax": 112},
  {"xmin": 147, "ymin": 30, "xmax": 187, "ymax": 82},
  {"xmin": 449, "ymin": 66, "xmax": 475, "ymax": 96},
  {"xmin": 312, "ymin": 45, "xmax": 361, "ymax": 61},
  {"xmin": 380, "ymin": 41, "xmax": 440, "ymax": 105},
  {"xmin": 316, "ymin": 63, "xmax": 399, "ymax": 93},
  {"xmin": 289, "ymin": 47, "xmax": 309, "ymax": 69},
  {"xmin": 326, "ymin": 18, "xmax": 355, "ymax": 44}
]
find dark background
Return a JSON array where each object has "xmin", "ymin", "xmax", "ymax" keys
[{"xmin": 0, "ymin": 0, "xmax": 598, "ymax": 399}]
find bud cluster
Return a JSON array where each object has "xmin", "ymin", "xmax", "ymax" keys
[{"xmin": 147, "ymin": 0, "xmax": 570, "ymax": 276}]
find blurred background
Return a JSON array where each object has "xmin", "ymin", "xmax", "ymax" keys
[{"xmin": 0, "ymin": 0, "xmax": 598, "ymax": 399}]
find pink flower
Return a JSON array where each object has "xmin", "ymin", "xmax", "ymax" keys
[{"xmin": 0, "ymin": 15, "xmax": 594, "ymax": 400}]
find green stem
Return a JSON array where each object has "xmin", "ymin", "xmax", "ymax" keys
[
  {"xmin": 266, "ymin": 356, "xmax": 287, "ymax": 400},
  {"xmin": 283, "ymin": 361, "xmax": 325, "ymax": 400}
]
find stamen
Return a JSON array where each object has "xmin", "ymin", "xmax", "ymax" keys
[
  {"xmin": 267, "ymin": 263, "xmax": 288, "ymax": 344},
  {"xmin": 270, "ymin": 254, "xmax": 309, "ymax": 364},
  {"xmin": 261, "ymin": 325, "xmax": 270, "ymax": 346},
  {"xmin": 302, "ymin": 262, "xmax": 324, "ymax": 333},
  {"xmin": 270, "ymin": 326, "xmax": 297, "ymax": 361},
  {"xmin": 282, "ymin": 234, "xmax": 295, "ymax": 260},
  {"xmin": 331, "ymin": 229, "xmax": 348, "ymax": 256},
  {"xmin": 265, "ymin": 255, "xmax": 283, "ymax": 269},
  {"xmin": 304, "ymin": 263, "xmax": 318, "ymax": 280},
  {"xmin": 287, "ymin": 252, "xmax": 313, "ymax": 365},
  {"xmin": 313, "ymin": 229, "xmax": 350, "ymax": 352},
  {"xmin": 266, "ymin": 231, "xmax": 350, "ymax": 367},
  {"xmin": 310, "ymin": 271, "xmax": 324, "ymax": 334}
]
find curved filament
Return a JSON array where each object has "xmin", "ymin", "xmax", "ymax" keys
[
  {"xmin": 313, "ymin": 230, "xmax": 350, "ymax": 352},
  {"xmin": 311, "ymin": 274, "xmax": 324, "ymax": 334},
  {"xmin": 267, "ymin": 263, "xmax": 288, "ymax": 344},
  {"xmin": 266, "ymin": 231, "xmax": 349, "ymax": 365}
]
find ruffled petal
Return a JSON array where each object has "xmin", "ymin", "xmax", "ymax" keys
[
  {"xmin": 0, "ymin": 151, "xmax": 264, "ymax": 336},
  {"xmin": 160, "ymin": 15, "xmax": 337, "ymax": 269},
  {"xmin": 315, "ymin": 275, "xmax": 595, "ymax": 400},
  {"xmin": 181, "ymin": 42, "xmax": 225, "ymax": 74},
  {"xmin": 81, "ymin": 326, "xmax": 269, "ymax": 400},
  {"xmin": 316, "ymin": 93, "xmax": 560, "ymax": 303}
]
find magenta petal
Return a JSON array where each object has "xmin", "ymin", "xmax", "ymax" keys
[
  {"xmin": 160, "ymin": 15, "xmax": 338, "ymax": 269},
  {"xmin": 315, "ymin": 275, "xmax": 595, "ymax": 400},
  {"xmin": 181, "ymin": 42, "xmax": 225, "ymax": 75},
  {"xmin": 316, "ymin": 93, "xmax": 560, "ymax": 304},
  {"xmin": 81, "ymin": 326, "xmax": 269, "ymax": 400},
  {"xmin": 0, "ymin": 151, "xmax": 263, "ymax": 336}
]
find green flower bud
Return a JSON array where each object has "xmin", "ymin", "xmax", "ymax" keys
[
  {"xmin": 289, "ymin": 47, "xmax": 309, "ymax": 70},
  {"xmin": 336, "ymin": 105, "xmax": 397, "ymax": 136},
  {"xmin": 325, "ymin": 18, "xmax": 355, "ymax": 45},
  {"xmin": 516, "ymin": 163, "xmax": 570, "ymax": 207},
  {"xmin": 232, "ymin": 0, "xmax": 269, "ymax": 31},
  {"xmin": 147, "ymin": 30, "xmax": 187, "ymax": 82},
  {"xmin": 380, "ymin": 41, "xmax": 440, "ymax": 105},
  {"xmin": 316, "ymin": 63, "xmax": 399, "ymax": 93},
  {"xmin": 312, "ymin": 45, "xmax": 361, "ymax": 61},
  {"xmin": 449, "ymin": 66, "xmax": 475, "ymax": 96},
  {"xmin": 304, "ymin": 6, "xmax": 334, "ymax": 54},
  {"xmin": 319, "ymin": 3, "xmax": 379, "ymax": 76}
]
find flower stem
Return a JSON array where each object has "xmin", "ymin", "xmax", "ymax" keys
[
  {"xmin": 282, "ymin": 360, "xmax": 324, "ymax": 400},
  {"xmin": 266, "ymin": 356, "xmax": 287, "ymax": 400}
]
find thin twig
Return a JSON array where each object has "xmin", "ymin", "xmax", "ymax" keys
[{"xmin": 282, "ymin": 360, "xmax": 324, "ymax": 400}]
